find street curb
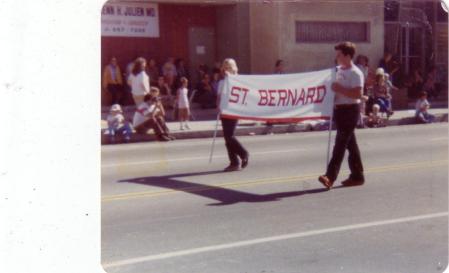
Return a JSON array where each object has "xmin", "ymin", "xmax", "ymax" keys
[{"xmin": 101, "ymin": 112, "xmax": 448, "ymax": 145}]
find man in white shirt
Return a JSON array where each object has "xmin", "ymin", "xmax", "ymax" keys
[{"xmin": 319, "ymin": 41, "xmax": 365, "ymax": 189}]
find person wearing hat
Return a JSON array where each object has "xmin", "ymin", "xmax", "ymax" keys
[
  {"xmin": 132, "ymin": 93, "xmax": 173, "ymax": 142},
  {"xmin": 318, "ymin": 42, "xmax": 365, "ymax": 189},
  {"xmin": 106, "ymin": 104, "xmax": 132, "ymax": 143},
  {"xmin": 372, "ymin": 68, "xmax": 394, "ymax": 117}
]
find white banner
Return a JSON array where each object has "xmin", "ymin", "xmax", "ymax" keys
[
  {"xmin": 220, "ymin": 68, "xmax": 336, "ymax": 122},
  {"xmin": 101, "ymin": 2, "xmax": 159, "ymax": 38}
]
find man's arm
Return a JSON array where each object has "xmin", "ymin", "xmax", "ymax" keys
[{"xmin": 331, "ymin": 82, "xmax": 362, "ymax": 99}]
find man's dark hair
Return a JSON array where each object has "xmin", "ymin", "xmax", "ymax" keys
[
  {"xmin": 420, "ymin": 91, "xmax": 428, "ymax": 97},
  {"xmin": 334, "ymin": 41, "xmax": 356, "ymax": 59},
  {"xmin": 143, "ymin": 94, "xmax": 153, "ymax": 102}
]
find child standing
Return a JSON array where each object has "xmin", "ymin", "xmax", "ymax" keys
[
  {"xmin": 177, "ymin": 77, "xmax": 190, "ymax": 130},
  {"xmin": 106, "ymin": 104, "xmax": 132, "ymax": 142}
]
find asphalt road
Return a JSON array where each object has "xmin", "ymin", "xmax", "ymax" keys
[{"xmin": 101, "ymin": 123, "xmax": 448, "ymax": 273}]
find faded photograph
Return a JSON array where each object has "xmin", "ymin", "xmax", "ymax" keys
[{"xmin": 101, "ymin": 1, "xmax": 449, "ymax": 272}]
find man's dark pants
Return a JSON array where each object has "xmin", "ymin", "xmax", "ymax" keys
[{"xmin": 326, "ymin": 104, "xmax": 364, "ymax": 182}]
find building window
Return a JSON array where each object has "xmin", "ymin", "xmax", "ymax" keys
[{"xmin": 295, "ymin": 21, "xmax": 369, "ymax": 43}]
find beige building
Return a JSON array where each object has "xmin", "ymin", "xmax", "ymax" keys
[{"xmin": 103, "ymin": 0, "xmax": 447, "ymax": 89}]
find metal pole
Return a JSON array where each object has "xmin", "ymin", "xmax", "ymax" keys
[{"xmin": 209, "ymin": 113, "xmax": 221, "ymax": 164}]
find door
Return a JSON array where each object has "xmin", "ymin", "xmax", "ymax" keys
[
  {"xmin": 399, "ymin": 24, "xmax": 425, "ymax": 75},
  {"xmin": 188, "ymin": 27, "xmax": 216, "ymax": 88}
]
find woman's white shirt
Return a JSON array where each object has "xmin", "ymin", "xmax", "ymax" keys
[{"xmin": 129, "ymin": 71, "xmax": 150, "ymax": 96}]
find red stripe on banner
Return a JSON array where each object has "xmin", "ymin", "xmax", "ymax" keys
[{"xmin": 219, "ymin": 114, "xmax": 330, "ymax": 123}]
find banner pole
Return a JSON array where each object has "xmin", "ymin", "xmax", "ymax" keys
[
  {"xmin": 326, "ymin": 102, "xmax": 334, "ymax": 168},
  {"xmin": 326, "ymin": 67, "xmax": 337, "ymax": 168},
  {"xmin": 209, "ymin": 113, "xmax": 221, "ymax": 164}
]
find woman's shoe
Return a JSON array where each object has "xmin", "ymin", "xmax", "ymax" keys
[
  {"xmin": 157, "ymin": 135, "xmax": 170, "ymax": 141},
  {"xmin": 241, "ymin": 155, "xmax": 249, "ymax": 169}
]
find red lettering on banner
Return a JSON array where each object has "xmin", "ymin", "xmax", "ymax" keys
[
  {"xmin": 305, "ymin": 87, "xmax": 316, "ymax": 104},
  {"xmin": 268, "ymin": 90, "xmax": 276, "ymax": 106},
  {"xmin": 287, "ymin": 89, "xmax": 297, "ymax": 106},
  {"xmin": 241, "ymin": 88, "xmax": 249, "ymax": 104},
  {"xmin": 278, "ymin": 89, "xmax": 287, "ymax": 106},
  {"xmin": 295, "ymin": 88, "xmax": 305, "ymax": 106},
  {"xmin": 315, "ymin": 85, "xmax": 326, "ymax": 103},
  {"xmin": 229, "ymin": 86, "xmax": 241, "ymax": 103},
  {"xmin": 258, "ymin": 90, "xmax": 268, "ymax": 106}
]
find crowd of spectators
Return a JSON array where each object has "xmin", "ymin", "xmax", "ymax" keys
[{"xmin": 103, "ymin": 53, "xmax": 443, "ymax": 142}]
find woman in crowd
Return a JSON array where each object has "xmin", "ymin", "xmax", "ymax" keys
[
  {"xmin": 372, "ymin": 68, "xmax": 393, "ymax": 117},
  {"xmin": 163, "ymin": 57, "xmax": 177, "ymax": 88},
  {"xmin": 128, "ymin": 57, "xmax": 150, "ymax": 106},
  {"xmin": 147, "ymin": 58, "xmax": 160, "ymax": 86},
  {"xmin": 102, "ymin": 57, "xmax": 124, "ymax": 105},
  {"xmin": 197, "ymin": 73, "xmax": 216, "ymax": 109},
  {"xmin": 217, "ymin": 58, "xmax": 249, "ymax": 172}
]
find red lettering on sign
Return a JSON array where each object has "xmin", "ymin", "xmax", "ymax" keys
[
  {"xmin": 229, "ymin": 86, "xmax": 240, "ymax": 103},
  {"xmin": 241, "ymin": 88, "xmax": 249, "ymax": 104},
  {"xmin": 278, "ymin": 89, "xmax": 287, "ymax": 106},
  {"xmin": 287, "ymin": 89, "xmax": 297, "ymax": 106},
  {"xmin": 258, "ymin": 90, "xmax": 268, "ymax": 106},
  {"xmin": 315, "ymin": 85, "xmax": 326, "ymax": 103},
  {"xmin": 268, "ymin": 90, "xmax": 276, "ymax": 106},
  {"xmin": 296, "ymin": 88, "xmax": 305, "ymax": 105},
  {"xmin": 305, "ymin": 87, "xmax": 316, "ymax": 104}
]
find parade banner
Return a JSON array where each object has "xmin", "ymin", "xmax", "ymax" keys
[
  {"xmin": 219, "ymin": 68, "xmax": 335, "ymax": 122},
  {"xmin": 101, "ymin": 2, "xmax": 159, "ymax": 38}
]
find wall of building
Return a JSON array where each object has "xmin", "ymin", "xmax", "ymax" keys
[
  {"xmin": 248, "ymin": 2, "xmax": 280, "ymax": 74},
  {"xmin": 101, "ymin": 4, "xmax": 216, "ymax": 71},
  {"xmin": 216, "ymin": 3, "xmax": 251, "ymax": 74},
  {"xmin": 280, "ymin": 1, "xmax": 384, "ymax": 73},
  {"xmin": 247, "ymin": 1, "xmax": 385, "ymax": 74}
]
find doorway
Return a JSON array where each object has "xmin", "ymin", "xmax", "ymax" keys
[{"xmin": 188, "ymin": 26, "xmax": 216, "ymax": 88}]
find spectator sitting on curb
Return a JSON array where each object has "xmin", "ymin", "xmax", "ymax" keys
[
  {"xmin": 415, "ymin": 91, "xmax": 435, "ymax": 124},
  {"xmin": 366, "ymin": 104, "xmax": 385, "ymax": 128},
  {"xmin": 132, "ymin": 93, "xmax": 173, "ymax": 141},
  {"xmin": 372, "ymin": 68, "xmax": 394, "ymax": 117},
  {"xmin": 106, "ymin": 104, "xmax": 132, "ymax": 143},
  {"xmin": 149, "ymin": 87, "xmax": 175, "ymax": 140}
]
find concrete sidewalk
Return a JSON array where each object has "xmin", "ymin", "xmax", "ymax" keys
[{"xmin": 101, "ymin": 108, "xmax": 448, "ymax": 144}]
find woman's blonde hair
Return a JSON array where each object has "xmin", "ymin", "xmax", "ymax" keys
[{"xmin": 222, "ymin": 58, "xmax": 238, "ymax": 75}]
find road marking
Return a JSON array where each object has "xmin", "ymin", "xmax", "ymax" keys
[
  {"xmin": 102, "ymin": 159, "xmax": 448, "ymax": 202},
  {"xmin": 102, "ymin": 211, "xmax": 448, "ymax": 269},
  {"xmin": 431, "ymin": 137, "xmax": 448, "ymax": 141},
  {"xmin": 101, "ymin": 148, "xmax": 308, "ymax": 168}
]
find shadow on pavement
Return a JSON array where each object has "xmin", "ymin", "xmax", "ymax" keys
[{"xmin": 118, "ymin": 170, "xmax": 333, "ymax": 206}]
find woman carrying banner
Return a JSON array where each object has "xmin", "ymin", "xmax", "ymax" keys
[
  {"xmin": 217, "ymin": 59, "xmax": 249, "ymax": 172},
  {"xmin": 318, "ymin": 41, "xmax": 365, "ymax": 189}
]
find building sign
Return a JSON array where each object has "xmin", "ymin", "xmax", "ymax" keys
[
  {"xmin": 296, "ymin": 21, "xmax": 369, "ymax": 43},
  {"xmin": 101, "ymin": 2, "xmax": 159, "ymax": 38}
]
